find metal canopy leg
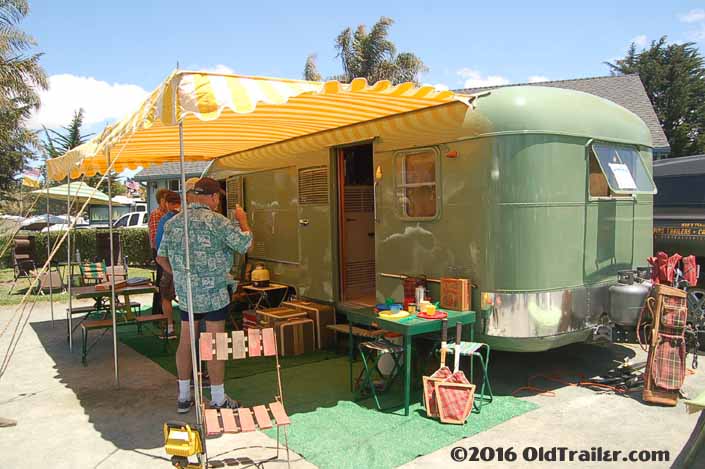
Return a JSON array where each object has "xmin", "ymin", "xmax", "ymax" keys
[
  {"xmin": 66, "ymin": 177, "xmax": 73, "ymax": 351},
  {"xmin": 107, "ymin": 147, "xmax": 119, "ymax": 387}
]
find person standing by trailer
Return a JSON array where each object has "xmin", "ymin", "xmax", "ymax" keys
[
  {"xmin": 155, "ymin": 191, "xmax": 181, "ymax": 339},
  {"xmin": 157, "ymin": 177, "xmax": 252, "ymax": 413},
  {"xmin": 148, "ymin": 188, "xmax": 170, "ymax": 315}
]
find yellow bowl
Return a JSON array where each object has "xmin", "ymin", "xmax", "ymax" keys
[{"xmin": 378, "ymin": 310, "xmax": 410, "ymax": 321}]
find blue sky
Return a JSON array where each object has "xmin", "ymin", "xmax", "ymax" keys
[{"xmin": 23, "ymin": 0, "xmax": 705, "ymax": 147}]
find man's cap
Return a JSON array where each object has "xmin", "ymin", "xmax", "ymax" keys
[
  {"xmin": 193, "ymin": 177, "xmax": 225, "ymax": 195},
  {"xmin": 185, "ymin": 177, "xmax": 200, "ymax": 192},
  {"xmin": 164, "ymin": 191, "xmax": 181, "ymax": 204}
]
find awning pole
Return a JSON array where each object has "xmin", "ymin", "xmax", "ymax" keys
[
  {"xmin": 66, "ymin": 177, "xmax": 72, "ymax": 351},
  {"xmin": 46, "ymin": 177, "xmax": 54, "ymax": 326},
  {"xmin": 106, "ymin": 147, "xmax": 119, "ymax": 387},
  {"xmin": 178, "ymin": 120, "xmax": 206, "ymax": 453}
]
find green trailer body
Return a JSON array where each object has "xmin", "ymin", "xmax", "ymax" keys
[{"xmin": 211, "ymin": 86, "xmax": 655, "ymax": 352}]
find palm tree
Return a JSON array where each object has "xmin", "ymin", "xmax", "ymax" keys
[
  {"xmin": 0, "ymin": 0, "xmax": 47, "ymax": 108},
  {"xmin": 304, "ymin": 17, "xmax": 428, "ymax": 85},
  {"xmin": 334, "ymin": 17, "xmax": 427, "ymax": 85},
  {"xmin": 0, "ymin": 0, "xmax": 47, "ymax": 196}
]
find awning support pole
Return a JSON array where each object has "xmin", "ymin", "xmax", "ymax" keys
[
  {"xmin": 66, "ymin": 177, "xmax": 72, "ymax": 351},
  {"xmin": 178, "ymin": 121, "xmax": 205, "ymax": 444},
  {"xmin": 46, "ymin": 177, "xmax": 53, "ymax": 326},
  {"xmin": 106, "ymin": 147, "xmax": 119, "ymax": 387}
]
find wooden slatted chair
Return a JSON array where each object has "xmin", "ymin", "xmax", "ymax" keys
[
  {"xmin": 79, "ymin": 261, "xmax": 107, "ymax": 286},
  {"xmin": 199, "ymin": 328, "xmax": 291, "ymax": 467}
]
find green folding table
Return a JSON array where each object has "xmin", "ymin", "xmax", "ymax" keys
[{"xmin": 343, "ymin": 307, "xmax": 476, "ymax": 416}]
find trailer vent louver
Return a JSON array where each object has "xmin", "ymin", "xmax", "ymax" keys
[
  {"xmin": 344, "ymin": 186, "xmax": 374, "ymax": 213},
  {"xmin": 298, "ymin": 167, "xmax": 328, "ymax": 206},
  {"xmin": 226, "ymin": 176, "xmax": 243, "ymax": 209}
]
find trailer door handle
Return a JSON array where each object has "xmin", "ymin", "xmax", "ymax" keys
[{"xmin": 299, "ymin": 218, "xmax": 310, "ymax": 226}]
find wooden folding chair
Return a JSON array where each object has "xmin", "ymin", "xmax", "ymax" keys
[{"xmin": 199, "ymin": 328, "xmax": 291, "ymax": 468}]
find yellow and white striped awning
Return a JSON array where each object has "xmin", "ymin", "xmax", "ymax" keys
[{"xmin": 47, "ymin": 70, "xmax": 469, "ymax": 181}]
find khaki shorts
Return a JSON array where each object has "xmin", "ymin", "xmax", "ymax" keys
[{"xmin": 159, "ymin": 271, "xmax": 176, "ymax": 301}]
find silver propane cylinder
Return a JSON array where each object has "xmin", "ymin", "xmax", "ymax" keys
[{"xmin": 609, "ymin": 270, "xmax": 651, "ymax": 327}]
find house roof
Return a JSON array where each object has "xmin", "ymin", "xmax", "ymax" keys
[
  {"xmin": 455, "ymin": 74, "xmax": 669, "ymax": 151},
  {"xmin": 653, "ymin": 154, "xmax": 705, "ymax": 177},
  {"xmin": 133, "ymin": 161, "xmax": 210, "ymax": 181}
]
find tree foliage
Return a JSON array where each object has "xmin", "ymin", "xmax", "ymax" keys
[
  {"xmin": 305, "ymin": 16, "xmax": 428, "ymax": 85},
  {"xmin": 303, "ymin": 54, "xmax": 322, "ymax": 81},
  {"xmin": 42, "ymin": 108, "xmax": 91, "ymax": 158},
  {"xmin": 0, "ymin": 0, "xmax": 47, "ymax": 197},
  {"xmin": 41, "ymin": 109, "xmax": 128, "ymax": 212},
  {"xmin": 607, "ymin": 37, "xmax": 705, "ymax": 157}
]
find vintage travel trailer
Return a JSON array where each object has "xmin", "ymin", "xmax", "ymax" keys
[{"xmin": 207, "ymin": 85, "xmax": 657, "ymax": 352}]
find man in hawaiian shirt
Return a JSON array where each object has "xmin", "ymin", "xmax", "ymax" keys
[{"xmin": 157, "ymin": 177, "xmax": 252, "ymax": 413}]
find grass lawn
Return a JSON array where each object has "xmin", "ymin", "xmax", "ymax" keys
[{"xmin": 0, "ymin": 265, "xmax": 156, "ymax": 306}]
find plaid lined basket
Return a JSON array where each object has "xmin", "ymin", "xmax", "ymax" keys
[
  {"xmin": 423, "ymin": 366, "xmax": 451, "ymax": 418},
  {"xmin": 436, "ymin": 371, "xmax": 475, "ymax": 423}
]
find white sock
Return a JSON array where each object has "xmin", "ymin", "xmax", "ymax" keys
[
  {"xmin": 167, "ymin": 324, "xmax": 174, "ymax": 333},
  {"xmin": 210, "ymin": 384, "xmax": 225, "ymax": 405},
  {"xmin": 178, "ymin": 379, "xmax": 191, "ymax": 401}
]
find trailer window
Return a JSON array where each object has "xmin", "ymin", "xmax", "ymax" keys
[
  {"xmin": 395, "ymin": 148, "xmax": 439, "ymax": 218},
  {"xmin": 590, "ymin": 143, "xmax": 656, "ymax": 195}
]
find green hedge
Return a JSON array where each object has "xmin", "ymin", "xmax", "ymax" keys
[
  {"xmin": 32, "ymin": 228, "xmax": 152, "ymax": 266},
  {"xmin": 0, "ymin": 234, "xmax": 12, "ymax": 268},
  {"xmin": 120, "ymin": 228, "xmax": 152, "ymax": 266}
]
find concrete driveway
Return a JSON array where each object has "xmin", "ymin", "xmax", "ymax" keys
[{"xmin": 0, "ymin": 297, "xmax": 703, "ymax": 468}]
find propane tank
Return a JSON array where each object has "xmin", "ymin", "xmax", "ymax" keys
[{"xmin": 609, "ymin": 270, "xmax": 650, "ymax": 327}]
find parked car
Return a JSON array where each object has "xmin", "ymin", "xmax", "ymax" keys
[{"xmin": 113, "ymin": 211, "xmax": 148, "ymax": 228}]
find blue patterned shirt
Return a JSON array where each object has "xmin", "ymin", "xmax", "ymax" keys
[{"xmin": 158, "ymin": 203, "xmax": 252, "ymax": 314}]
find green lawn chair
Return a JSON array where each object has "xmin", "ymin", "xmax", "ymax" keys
[{"xmin": 79, "ymin": 261, "xmax": 107, "ymax": 286}]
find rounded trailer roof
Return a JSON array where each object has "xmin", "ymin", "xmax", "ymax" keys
[{"xmin": 472, "ymin": 86, "xmax": 653, "ymax": 148}]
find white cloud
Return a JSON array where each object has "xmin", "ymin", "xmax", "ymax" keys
[
  {"xmin": 631, "ymin": 35, "xmax": 648, "ymax": 47},
  {"xmin": 29, "ymin": 74, "xmax": 149, "ymax": 130},
  {"xmin": 679, "ymin": 9, "xmax": 705, "ymax": 23},
  {"xmin": 423, "ymin": 82, "xmax": 449, "ymax": 91},
  {"xmin": 692, "ymin": 25, "xmax": 705, "ymax": 41},
  {"xmin": 527, "ymin": 75, "xmax": 549, "ymax": 83},
  {"xmin": 457, "ymin": 68, "xmax": 510, "ymax": 88},
  {"xmin": 202, "ymin": 64, "xmax": 235, "ymax": 75}
]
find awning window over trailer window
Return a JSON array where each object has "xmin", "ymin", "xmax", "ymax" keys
[{"xmin": 590, "ymin": 143, "xmax": 656, "ymax": 195}]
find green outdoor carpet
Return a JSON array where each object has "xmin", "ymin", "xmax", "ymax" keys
[
  {"xmin": 121, "ymin": 319, "xmax": 538, "ymax": 469},
  {"xmin": 118, "ymin": 321, "xmax": 340, "ymax": 380}
]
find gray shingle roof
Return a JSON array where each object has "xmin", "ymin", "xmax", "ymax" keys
[
  {"xmin": 653, "ymin": 154, "xmax": 705, "ymax": 177},
  {"xmin": 133, "ymin": 161, "xmax": 210, "ymax": 181},
  {"xmin": 455, "ymin": 74, "xmax": 669, "ymax": 151}
]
